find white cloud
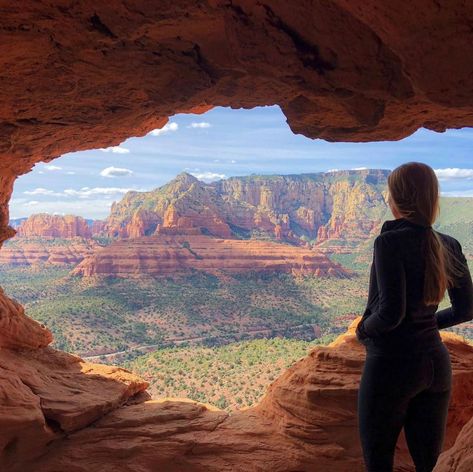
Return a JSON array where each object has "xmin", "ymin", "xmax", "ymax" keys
[
  {"xmin": 441, "ymin": 190, "xmax": 473, "ymax": 197},
  {"xmin": 326, "ymin": 168, "xmax": 339, "ymax": 172},
  {"xmin": 190, "ymin": 172, "xmax": 227, "ymax": 183},
  {"xmin": 149, "ymin": 122, "xmax": 179, "ymax": 136},
  {"xmin": 24, "ymin": 188, "xmax": 62, "ymax": 196},
  {"xmin": 66, "ymin": 171, "xmax": 76, "ymax": 175},
  {"xmin": 100, "ymin": 166, "xmax": 134, "ymax": 178},
  {"xmin": 99, "ymin": 146, "xmax": 130, "ymax": 154},
  {"xmin": 24, "ymin": 201, "xmax": 39, "ymax": 206},
  {"xmin": 230, "ymin": 160, "xmax": 237, "ymax": 164},
  {"xmin": 11, "ymin": 199, "xmax": 117, "ymax": 220},
  {"xmin": 45, "ymin": 165, "xmax": 62, "ymax": 171},
  {"xmin": 20, "ymin": 186, "xmax": 141, "ymax": 201},
  {"xmin": 188, "ymin": 122, "xmax": 211, "ymax": 129},
  {"xmin": 351, "ymin": 166, "xmax": 368, "ymax": 170},
  {"xmin": 434, "ymin": 168, "xmax": 473, "ymax": 180},
  {"xmin": 63, "ymin": 187, "xmax": 138, "ymax": 199}
]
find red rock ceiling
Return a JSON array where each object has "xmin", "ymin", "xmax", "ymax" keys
[
  {"xmin": 2, "ymin": 3, "xmax": 473, "ymax": 469},
  {"xmin": 2, "ymin": 1, "xmax": 473, "ymax": 242}
]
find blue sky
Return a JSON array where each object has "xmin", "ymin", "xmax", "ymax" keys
[{"xmin": 10, "ymin": 105, "xmax": 473, "ymax": 219}]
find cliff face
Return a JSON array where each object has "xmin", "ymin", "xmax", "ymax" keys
[
  {"xmin": 1, "ymin": 214, "xmax": 106, "ymax": 266},
  {"xmin": 16, "ymin": 214, "xmax": 93, "ymax": 238},
  {"xmin": 104, "ymin": 169, "xmax": 390, "ymax": 244},
  {"xmin": 0, "ymin": 238, "xmax": 101, "ymax": 266},
  {"xmin": 72, "ymin": 233, "xmax": 349, "ymax": 278},
  {"xmin": 3, "ymin": 321, "xmax": 473, "ymax": 472}
]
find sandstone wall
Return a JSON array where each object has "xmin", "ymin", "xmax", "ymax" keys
[
  {"xmin": 3, "ymin": 321, "xmax": 473, "ymax": 472},
  {"xmin": 72, "ymin": 234, "xmax": 349, "ymax": 278}
]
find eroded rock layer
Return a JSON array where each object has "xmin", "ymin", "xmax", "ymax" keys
[
  {"xmin": 16, "ymin": 214, "xmax": 95, "ymax": 238},
  {"xmin": 72, "ymin": 233, "xmax": 349, "ymax": 278},
  {"xmin": 0, "ymin": 237, "xmax": 102, "ymax": 266},
  {"xmin": 4, "ymin": 322, "xmax": 473, "ymax": 472},
  {"xmin": 105, "ymin": 169, "xmax": 389, "ymax": 243}
]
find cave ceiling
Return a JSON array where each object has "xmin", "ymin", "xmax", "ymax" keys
[{"xmin": 1, "ymin": 0, "xmax": 473, "ymax": 217}]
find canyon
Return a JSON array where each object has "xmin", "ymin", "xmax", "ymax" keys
[
  {"xmin": 2, "ymin": 2, "xmax": 473, "ymax": 470},
  {"xmin": 4, "ymin": 169, "xmax": 389, "ymax": 275}
]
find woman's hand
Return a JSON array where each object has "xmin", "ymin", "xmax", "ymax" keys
[{"xmin": 356, "ymin": 318, "xmax": 370, "ymax": 342}]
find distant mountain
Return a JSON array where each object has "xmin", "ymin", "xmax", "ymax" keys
[
  {"xmin": 104, "ymin": 169, "xmax": 391, "ymax": 244},
  {"xmin": 8, "ymin": 217, "xmax": 27, "ymax": 228},
  {"xmin": 11, "ymin": 214, "xmax": 106, "ymax": 238}
]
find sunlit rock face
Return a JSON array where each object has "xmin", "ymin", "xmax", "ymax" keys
[
  {"xmin": 101, "ymin": 169, "xmax": 389, "ymax": 246},
  {"xmin": 0, "ymin": 237, "xmax": 101, "ymax": 266},
  {"xmin": 71, "ymin": 233, "xmax": 349, "ymax": 278},
  {"xmin": 16, "ymin": 215, "xmax": 93, "ymax": 238},
  {"xmin": 3, "ymin": 322, "xmax": 473, "ymax": 472}
]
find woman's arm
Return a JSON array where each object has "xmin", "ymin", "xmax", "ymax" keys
[
  {"xmin": 435, "ymin": 240, "xmax": 473, "ymax": 329},
  {"xmin": 355, "ymin": 255, "xmax": 378, "ymax": 341},
  {"xmin": 358, "ymin": 233, "xmax": 407, "ymax": 338}
]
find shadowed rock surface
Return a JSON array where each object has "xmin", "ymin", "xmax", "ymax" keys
[
  {"xmin": 2, "ymin": 321, "xmax": 473, "ymax": 471},
  {"xmin": 3, "ymin": 1, "xmax": 473, "ymax": 243},
  {"xmin": 2, "ymin": 2, "xmax": 473, "ymax": 470}
]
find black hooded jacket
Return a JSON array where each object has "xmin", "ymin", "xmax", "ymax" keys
[{"xmin": 356, "ymin": 217, "xmax": 473, "ymax": 356}]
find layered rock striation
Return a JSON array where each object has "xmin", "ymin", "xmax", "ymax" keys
[
  {"xmin": 2, "ymin": 2, "xmax": 473, "ymax": 469},
  {"xmin": 72, "ymin": 232, "xmax": 349, "ymax": 278},
  {"xmin": 104, "ymin": 170, "xmax": 390, "ymax": 244},
  {"xmin": 0, "ymin": 238, "xmax": 102, "ymax": 266},
  {"xmin": 16, "ymin": 214, "xmax": 94, "ymax": 238},
  {"xmin": 3, "ymin": 320, "xmax": 473, "ymax": 471}
]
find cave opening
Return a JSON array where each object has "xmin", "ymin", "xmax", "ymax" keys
[
  {"xmin": 2, "ymin": 105, "xmax": 473, "ymax": 414},
  {"xmin": 3, "ymin": 2, "xmax": 473, "ymax": 468}
]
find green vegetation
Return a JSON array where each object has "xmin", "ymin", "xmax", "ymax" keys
[
  {"xmin": 0, "ymin": 265, "xmax": 370, "ymax": 356},
  {"xmin": 1, "ymin": 190, "xmax": 471, "ymax": 410},
  {"xmin": 125, "ymin": 336, "xmax": 338, "ymax": 411}
]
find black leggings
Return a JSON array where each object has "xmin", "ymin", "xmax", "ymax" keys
[{"xmin": 358, "ymin": 342, "xmax": 452, "ymax": 472}]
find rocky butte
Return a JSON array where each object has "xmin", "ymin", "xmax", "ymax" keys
[
  {"xmin": 104, "ymin": 170, "xmax": 389, "ymax": 244},
  {"xmin": 72, "ymin": 232, "xmax": 349, "ymax": 278},
  {"xmin": 2, "ymin": 2, "xmax": 473, "ymax": 471},
  {"xmin": 0, "ymin": 214, "xmax": 105, "ymax": 266}
]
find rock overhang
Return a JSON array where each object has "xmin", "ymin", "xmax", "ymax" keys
[
  {"xmin": 2, "ymin": 1, "xmax": 473, "ymax": 242},
  {"xmin": 2, "ymin": 3, "xmax": 473, "ymax": 468}
]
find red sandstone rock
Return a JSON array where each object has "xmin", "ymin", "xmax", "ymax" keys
[
  {"xmin": 160, "ymin": 203, "xmax": 233, "ymax": 239},
  {"xmin": 0, "ymin": 286, "xmax": 52, "ymax": 350},
  {"xmin": 105, "ymin": 170, "xmax": 388, "ymax": 245},
  {"xmin": 4, "ymin": 322, "xmax": 473, "ymax": 472},
  {"xmin": 434, "ymin": 415, "xmax": 473, "ymax": 471},
  {"xmin": 71, "ymin": 234, "xmax": 349, "ymax": 278},
  {"xmin": 0, "ymin": 237, "xmax": 102, "ymax": 266},
  {"xmin": 1, "ymin": 3, "xmax": 473, "ymax": 469},
  {"xmin": 0, "ymin": 2, "xmax": 472, "ymax": 246},
  {"xmin": 126, "ymin": 209, "xmax": 161, "ymax": 239},
  {"xmin": 17, "ymin": 214, "xmax": 92, "ymax": 238},
  {"xmin": 90, "ymin": 219, "xmax": 107, "ymax": 235},
  {"xmin": 0, "ymin": 346, "xmax": 148, "ymax": 470}
]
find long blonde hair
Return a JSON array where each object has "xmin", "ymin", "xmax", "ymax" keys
[{"xmin": 387, "ymin": 162, "xmax": 464, "ymax": 305}]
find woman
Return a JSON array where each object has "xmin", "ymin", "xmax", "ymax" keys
[{"xmin": 356, "ymin": 161, "xmax": 473, "ymax": 472}]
